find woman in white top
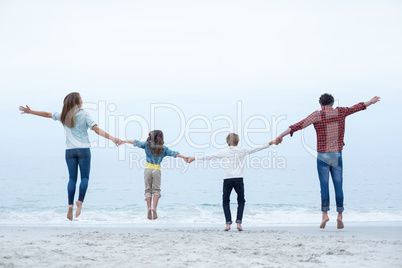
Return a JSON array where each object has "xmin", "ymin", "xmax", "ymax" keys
[{"xmin": 19, "ymin": 92, "xmax": 119, "ymax": 221}]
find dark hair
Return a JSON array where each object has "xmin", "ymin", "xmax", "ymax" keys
[
  {"xmin": 146, "ymin": 130, "xmax": 164, "ymax": 156},
  {"xmin": 60, "ymin": 92, "xmax": 82, "ymax": 128},
  {"xmin": 319, "ymin": 93, "xmax": 334, "ymax": 106}
]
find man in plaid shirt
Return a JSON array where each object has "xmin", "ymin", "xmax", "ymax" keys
[{"xmin": 277, "ymin": 93, "xmax": 380, "ymax": 229}]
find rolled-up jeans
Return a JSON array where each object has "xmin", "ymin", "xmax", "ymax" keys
[{"xmin": 317, "ymin": 152, "xmax": 344, "ymax": 212}]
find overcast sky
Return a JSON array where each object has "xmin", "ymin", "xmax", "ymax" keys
[{"xmin": 1, "ymin": 0, "xmax": 401, "ymax": 159}]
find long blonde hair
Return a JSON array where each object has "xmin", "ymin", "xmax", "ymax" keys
[{"xmin": 60, "ymin": 92, "xmax": 82, "ymax": 128}]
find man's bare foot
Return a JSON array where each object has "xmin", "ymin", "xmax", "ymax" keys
[
  {"xmin": 237, "ymin": 223, "xmax": 243, "ymax": 231},
  {"xmin": 67, "ymin": 206, "xmax": 73, "ymax": 221},
  {"xmin": 224, "ymin": 224, "xmax": 231, "ymax": 231},
  {"xmin": 320, "ymin": 215, "xmax": 330, "ymax": 229},
  {"xmin": 337, "ymin": 218, "xmax": 344, "ymax": 229},
  {"xmin": 147, "ymin": 209, "xmax": 152, "ymax": 220},
  {"xmin": 152, "ymin": 209, "xmax": 158, "ymax": 220},
  {"xmin": 75, "ymin": 201, "xmax": 83, "ymax": 218}
]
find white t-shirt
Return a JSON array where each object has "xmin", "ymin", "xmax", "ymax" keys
[
  {"xmin": 52, "ymin": 109, "xmax": 97, "ymax": 149},
  {"xmin": 196, "ymin": 143, "xmax": 271, "ymax": 179}
]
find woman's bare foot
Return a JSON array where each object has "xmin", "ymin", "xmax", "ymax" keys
[
  {"xmin": 75, "ymin": 201, "xmax": 83, "ymax": 218},
  {"xmin": 224, "ymin": 224, "xmax": 231, "ymax": 231},
  {"xmin": 152, "ymin": 209, "xmax": 158, "ymax": 220},
  {"xmin": 320, "ymin": 215, "xmax": 330, "ymax": 229},
  {"xmin": 237, "ymin": 223, "xmax": 243, "ymax": 231},
  {"xmin": 147, "ymin": 209, "xmax": 152, "ymax": 220},
  {"xmin": 337, "ymin": 217, "xmax": 344, "ymax": 229},
  {"xmin": 67, "ymin": 205, "xmax": 73, "ymax": 221}
]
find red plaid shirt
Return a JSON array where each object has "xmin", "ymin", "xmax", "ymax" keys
[{"xmin": 289, "ymin": 102, "xmax": 366, "ymax": 152}]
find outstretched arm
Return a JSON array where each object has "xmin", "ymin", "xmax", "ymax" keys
[
  {"xmin": 276, "ymin": 111, "xmax": 318, "ymax": 144},
  {"xmin": 364, "ymin": 96, "xmax": 380, "ymax": 107},
  {"xmin": 244, "ymin": 139, "xmax": 279, "ymax": 155},
  {"xmin": 176, "ymin": 154, "xmax": 190, "ymax": 162},
  {"xmin": 187, "ymin": 149, "xmax": 228, "ymax": 163},
  {"xmin": 341, "ymin": 96, "xmax": 381, "ymax": 116},
  {"xmin": 92, "ymin": 125, "xmax": 120, "ymax": 146},
  {"xmin": 186, "ymin": 140, "xmax": 279, "ymax": 163},
  {"xmin": 119, "ymin": 139, "xmax": 149, "ymax": 148},
  {"xmin": 120, "ymin": 140, "xmax": 134, "ymax": 144},
  {"xmin": 19, "ymin": 105, "xmax": 52, "ymax": 118}
]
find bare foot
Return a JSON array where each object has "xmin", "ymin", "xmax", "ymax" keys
[
  {"xmin": 224, "ymin": 224, "xmax": 231, "ymax": 231},
  {"xmin": 67, "ymin": 206, "xmax": 73, "ymax": 221},
  {"xmin": 237, "ymin": 224, "xmax": 243, "ymax": 231},
  {"xmin": 75, "ymin": 201, "xmax": 83, "ymax": 218},
  {"xmin": 320, "ymin": 215, "xmax": 330, "ymax": 229},
  {"xmin": 337, "ymin": 218, "xmax": 344, "ymax": 229},
  {"xmin": 152, "ymin": 209, "xmax": 158, "ymax": 220},
  {"xmin": 147, "ymin": 209, "xmax": 152, "ymax": 220}
]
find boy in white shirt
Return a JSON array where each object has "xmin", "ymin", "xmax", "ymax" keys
[{"xmin": 188, "ymin": 133, "xmax": 279, "ymax": 231}]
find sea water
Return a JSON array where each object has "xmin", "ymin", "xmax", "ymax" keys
[{"xmin": 1, "ymin": 151, "xmax": 401, "ymax": 227}]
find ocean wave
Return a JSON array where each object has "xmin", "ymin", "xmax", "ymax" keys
[{"xmin": 1, "ymin": 205, "xmax": 402, "ymax": 227}]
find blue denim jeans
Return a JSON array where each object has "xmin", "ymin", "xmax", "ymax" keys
[
  {"xmin": 65, "ymin": 148, "xmax": 91, "ymax": 205},
  {"xmin": 222, "ymin": 178, "xmax": 245, "ymax": 224},
  {"xmin": 317, "ymin": 152, "xmax": 344, "ymax": 212}
]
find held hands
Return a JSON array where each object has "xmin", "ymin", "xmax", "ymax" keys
[
  {"xmin": 19, "ymin": 105, "xmax": 32, "ymax": 114},
  {"xmin": 185, "ymin": 157, "xmax": 195, "ymax": 164},
  {"xmin": 117, "ymin": 139, "xmax": 127, "ymax": 146},
  {"xmin": 270, "ymin": 137, "xmax": 283, "ymax": 146},
  {"xmin": 175, "ymin": 155, "xmax": 194, "ymax": 164},
  {"xmin": 111, "ymin": 138, "xmax": 128, "ymax": 147},
  {"xmin": 115, "ymin": 139, "xmax": 128, "ymax": 146},
  {"xmin": 111, "ymin": 138, "xmax": 121, "ymax": 147}
]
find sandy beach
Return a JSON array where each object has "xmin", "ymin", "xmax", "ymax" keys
[{"xmin": 1, "ymin": 224, "xmax": 401, "ymax": 268}]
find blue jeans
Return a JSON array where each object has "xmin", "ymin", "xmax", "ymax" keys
[
  {"xmin": 65, "ymin": 148, "xmax": 91, "ymax": 205},
  {"xmin": 317, "ymin": 152, "xmax": 344, "ymax": 212},
  {"xmin": 222, "ymin": 178, "xmax": 245, "ymax": 224}
]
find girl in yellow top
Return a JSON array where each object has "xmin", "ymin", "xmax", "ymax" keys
[{"xmin": 122, "ymin": 130, "xmax": 189, "ymax": 220}]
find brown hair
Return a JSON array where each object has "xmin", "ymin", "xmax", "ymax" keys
[
  {"xmin": 60, "ymin": 92, "xmax": 82, "ymax": 128},
  {"xmin": 226, "ymin": 133, "xmax": 239, "ymax": 146},
  {"xmin": 147, "ymin": 130, "xmax": 165, "ymax": 156}
]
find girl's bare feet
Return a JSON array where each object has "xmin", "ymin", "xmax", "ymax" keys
[
  {"xmin": 224, "ymin": 224, "xmax": 231, "ymax": 231},
  {"xmin": 237, "ymin": 223, "xmax": 243, "ymax": 231},
  {"xmin": 147, "ymin": 209, "xmax": 152, "ymax": 220},
  {"xmin": 75, "ymin": 201, "xmax": 83, "ymax": 218},
  {"xmin": 320, "ymin": 213, "xmax": 330, "ymax": 229},
  {"xmin": 337, "ymin": 214, "xmax": 344, "ymax": 229},
  {"xmin": 67, "ymin": 205, "xmax": 73, "ymax": 221},
  {"xmin": 152, "ymin": 209, "xmax": 158, "ymax": 220}
]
